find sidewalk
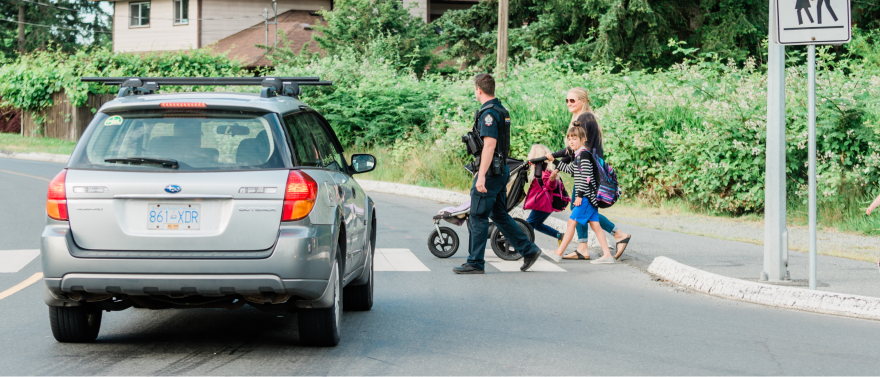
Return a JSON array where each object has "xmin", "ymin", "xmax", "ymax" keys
[{"xmin": 546, "ymin": 211, "xmax": 880, "ymax": 299}]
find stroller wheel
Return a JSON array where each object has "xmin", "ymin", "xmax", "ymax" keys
[
  {"xmin": 490, "ymin": 219, "xmax": 534, "ymax": 261},
  {"xmin": 428, "ymin": 227, "xmax": 459, "ymax": 258}
]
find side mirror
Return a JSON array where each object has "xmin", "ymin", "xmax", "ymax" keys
[{"xmin": 350, "ymin": 154, "xmax": 376, "ymax": 174}]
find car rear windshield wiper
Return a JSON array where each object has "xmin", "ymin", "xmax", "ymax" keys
[{"xmin": 104, "ymin": 157, "xmax": 179, "ymax": 169}]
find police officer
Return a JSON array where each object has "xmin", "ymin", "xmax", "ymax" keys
[{"xmin": 454, "ymin": 73, "xmax": 543, "ymax": 274}]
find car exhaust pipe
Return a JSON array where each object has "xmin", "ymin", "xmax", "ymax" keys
[{"xmin": 243, "ymin": 293, "xmax": 290, "ymax": 305}]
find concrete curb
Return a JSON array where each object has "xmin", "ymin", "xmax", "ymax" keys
[
  {"xmin": 647, "ymin": 256, "xmax": 880, "ymax": 321},
  {"xmin": 0, "ymin": 151, "xmax": 69, "ymax": 164},
  {"xmin": 357, "ymin": 179, "xmax": 600, "ymax": 247}
]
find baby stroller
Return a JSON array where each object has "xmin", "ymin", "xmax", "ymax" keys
[{"xmin": 428, "ymin": 158, "xmax": 536, "ymax": 261}]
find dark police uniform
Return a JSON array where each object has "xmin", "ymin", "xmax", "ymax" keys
[{"xmin": 465, "ymin": 99, "xmax": 541, "ymax": 270}]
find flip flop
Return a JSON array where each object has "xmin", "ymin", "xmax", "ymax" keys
[
  {"xmin": 563, "ymin": 251, "xmax": 589, "ymax": 260},
  {"xmin": 614, "ymin": 236, "xmax": 632, "ymax": 260}
]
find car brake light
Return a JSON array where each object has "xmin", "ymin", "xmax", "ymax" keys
[
  {"xmin": 282, "ymin": 170, "xmax": 318, "ymax": 221},
  {"xmin": 47, "ymin": 170, "xmax": 68, "ymax": 221},
  {"xmin": 160, "ymin": 102, "xmax": 207, "ymax": 108}
]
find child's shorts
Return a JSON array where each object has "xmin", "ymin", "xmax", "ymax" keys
[{"xmin": 570, "ymin": 198, "xmax": 599, "ymax": 225}]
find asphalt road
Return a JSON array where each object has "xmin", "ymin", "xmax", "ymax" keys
[{"xmin": 1, "ymin": 157, "xmax": 879, "ymax": 375}]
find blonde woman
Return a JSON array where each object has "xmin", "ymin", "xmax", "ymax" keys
[
  {"xmin": 524, "ymin": 144, "xmax": 565, "ymax": 243},
  {"xmin": 544, "ymin": 87, "xmax": 632, "ymax": 260}
]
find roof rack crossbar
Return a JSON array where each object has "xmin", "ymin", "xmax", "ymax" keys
[
  {"xmin": 81, "ymin": 77, "xmax": 331, "ymax": 99},
  {"xmin": 81, "ymin": 77, "xmax": 323, "ymax": 86}
]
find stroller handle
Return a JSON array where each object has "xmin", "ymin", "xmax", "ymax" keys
[{"xmin": 528, "ymin": 157, "xmax": 548, "ymax": 163}]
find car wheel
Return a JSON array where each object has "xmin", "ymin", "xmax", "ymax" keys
[
  {"xmin": 298, "ymin": 261, "xmax": 342, "ymax": 346},
  {"xmin": 344, "ymin": 235, "xmax": 374, "ymax": 311},
  {"xmin": 49, "ymin": 305, "xmax": 102, "ymax": 343}
]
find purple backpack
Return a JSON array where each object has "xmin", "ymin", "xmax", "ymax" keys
[{"xmin": 575, "ymin": 148, "xmax": 620, "ymax": 208}]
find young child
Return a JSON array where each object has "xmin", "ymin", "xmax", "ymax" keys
[
  {"xmin": 542, "ymin": 127, "xmax": 615, "ymax": 264},
  {"xmin": 524, "ymin": 144, "xmax": 564, "ymax": 244}
]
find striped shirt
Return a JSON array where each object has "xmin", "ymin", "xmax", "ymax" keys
[{"xmin": 554, "ymin": 148, "xmax": 598, "ymax": 207}]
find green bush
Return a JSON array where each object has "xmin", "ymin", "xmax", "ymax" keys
[{"xmin": 0, "ymin": 47, "xmax": 247, "ymax": 112}]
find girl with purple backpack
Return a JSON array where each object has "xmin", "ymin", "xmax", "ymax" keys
[
  {"xmin": 542, "ymin": 126, "xmax": 615, "ymax": 264},
  {"xmin": 523, "ymin": 144, "xmax": 568, "ymax": 245}
]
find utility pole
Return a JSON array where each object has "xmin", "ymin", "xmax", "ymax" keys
[
  {"xmin": 18, "ymin": 5, "xmax": 26, "ymax": 53},
  {"xmin": 495, "ymin": 0, "xmax": 508, "ymax": 76}
]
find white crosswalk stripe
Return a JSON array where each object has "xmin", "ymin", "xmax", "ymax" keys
[
  {"xmin": 375, "ymin": 248, "xmax": 431, "ymax": 271},
  {"xmin": 0, "ymin": 249, "xmax": 40, "ymax": 273},
  {"xmin": 484, "ymin": 252, "xmax": 566, "ymax": 272},
  {"xmin": 374, "ymin": 248, "xmax": 567, "ymax": 272}
]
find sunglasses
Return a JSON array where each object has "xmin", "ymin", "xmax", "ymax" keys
[{"xmin": 565, "ymin": 99, "xmax": 577, "ymax": 104}]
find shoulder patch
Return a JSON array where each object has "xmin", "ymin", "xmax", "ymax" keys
[{"xmin": 483, "ymin": 114, "xmax": 494, "ymax": 126}]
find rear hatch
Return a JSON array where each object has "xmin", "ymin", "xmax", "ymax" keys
[{"xmin": 65, "ymin": 109, "xmax": 293, "ymax": 251}]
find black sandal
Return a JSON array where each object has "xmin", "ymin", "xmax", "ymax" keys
[
  {"xmin": 614, "ymin": 236, "xmax": 631, "ymax": 260},
  {"xmin": 563, "ymin": 251, "xmax": 589, "ymax": 260}
]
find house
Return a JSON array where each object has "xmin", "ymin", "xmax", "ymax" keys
[{"xmin": 102, "ymin": 0, "xmax": 481, "ymax": 65}]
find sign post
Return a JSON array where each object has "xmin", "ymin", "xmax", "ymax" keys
[
  {"xmin": 772, "ymin": 0, "xmax": 851, "ymax": 289},
  {"xmin": 764, "ymin": 0, "xmax": 789, "ymax": 283}
]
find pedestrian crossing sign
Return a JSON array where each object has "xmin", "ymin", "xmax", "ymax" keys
[{"xmin": 775, "ymin": 0, "xmax": 851, "ymax": 45}]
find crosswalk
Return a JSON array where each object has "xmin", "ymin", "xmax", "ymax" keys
[
  {"xmin": 0, "ymin": 248, "xmax": 566, "ymax": 274},
  {"xmin": 375, "ymin": 248, "xmax": 566, "ymax": 272},
  {"xmin": 0, "ymin": 250, "xmax": 40, "ymax": 273}
]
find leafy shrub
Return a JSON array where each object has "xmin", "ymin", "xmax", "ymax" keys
[{"xmin": 0, "ymin": 47, "xmax": 247, "ymax": 112}]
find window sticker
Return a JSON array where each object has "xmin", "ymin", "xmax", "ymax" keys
[{"xmin": 104, "ymin": 115, "xmax": 124, "ymax": 126}]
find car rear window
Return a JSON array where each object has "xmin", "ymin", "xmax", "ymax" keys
[{"xmin": 68, "ymin": 110, "xmax": 292, "ymax": 171}]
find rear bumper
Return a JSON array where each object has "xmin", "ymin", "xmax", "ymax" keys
[
  {"xmin": 40, "ymin": 219, "xmax": 337, "ymax": 304},
  {"xmin": 43, "ymin": 274, "xmax": 326, "ymax": 297}
]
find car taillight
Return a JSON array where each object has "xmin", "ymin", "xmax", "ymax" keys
[
  {"xmin": 46, "ymin": 170, "xmax": 68, "ymax": 221},
  {"xmin": 282, "ymin": 170, "xmax": 317, "ymax": 221}
]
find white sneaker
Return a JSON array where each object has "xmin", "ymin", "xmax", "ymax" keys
[
  {"xmin": 590, "ymin": 256, "xmax": 616, "ymax": 264},
  {"xmin": 542, "ymin": 249, "xmax": 562, "ymax": 263}
]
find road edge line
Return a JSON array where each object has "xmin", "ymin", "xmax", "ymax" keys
[
  {"xmin": 0, "ymin": 272, "xmax": 44, "ymax": 301},
  {"xmin": 0, "ymin": 151, "xmax": 69, "ymax": 164},
  {"xmin": 358, "ymin": 179, "xmax": 601, "ymax": 248},
  {"xmin": 647, "ymin": 256, "xmax": 880, "ymax": 321}
]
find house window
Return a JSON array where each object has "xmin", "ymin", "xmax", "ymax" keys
[
  {"xmin": 173, "ymin": 0, "xmax": 189, "ymax": 25},
  {"xmin": 130, "ymin": 2, "xmax": 150, "ymax": 27}
]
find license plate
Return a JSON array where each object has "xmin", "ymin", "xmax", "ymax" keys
[{"xmin": 147, "ymin": 203, "xmax": 201, "ymax": 230}]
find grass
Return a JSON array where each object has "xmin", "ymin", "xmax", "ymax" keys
[{"xmin": 0, "ymin": 133, "xmax": 76, "ymax": 155}]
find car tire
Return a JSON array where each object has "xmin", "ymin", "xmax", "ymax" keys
[
  {"xmin": 298, "ymin": 261, "xmax": 342, "ymax": 347},
  {"xmin": 49, "ymin": 305, "xmax": 102, "ymax": 343},
  {"xmin": 344, "ymin": 227, "xmax": 374, "ymax": 311}
]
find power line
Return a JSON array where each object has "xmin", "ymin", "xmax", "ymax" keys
[
  {"xmin": 13, "ymin": 0, "xmax": 77, "ymax": 12},
  {"xmin": 0, "ymin": 18, "xmax": 111, "ymax": 33}
]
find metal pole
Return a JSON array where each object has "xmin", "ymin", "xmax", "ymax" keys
[
  {"xmin": 273, "ymin": 0, "xmax": 277, "ymax": 50},
  {"xmin": 808, "ymin": 44, "xmax": 817, "ymax": 290},
  {"xmin": 763, "ymin": 0, "xmax": 787, "ymax": 282}
]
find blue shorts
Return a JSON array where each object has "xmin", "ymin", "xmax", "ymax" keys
[{"xmin": 570, "ymin": 198, "xmax": 599, "ymax": 225}]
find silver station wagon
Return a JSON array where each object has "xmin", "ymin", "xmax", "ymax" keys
[{"xmin": 41, "ymin": 77, "xmax": 377, "ymax": 347}]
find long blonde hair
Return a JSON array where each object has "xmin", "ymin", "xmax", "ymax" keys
[
  {"xmin": 566, "ymin": 87, "xmax": 604, "ymax": 147},
  {"xmin": 527, "ymin": 144, "xmax": 552, "ymax": 183}
]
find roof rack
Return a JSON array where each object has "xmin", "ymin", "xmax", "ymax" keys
[{"xmin": 81, "ymin": 77, "xmax": 332, "ymax": 99}]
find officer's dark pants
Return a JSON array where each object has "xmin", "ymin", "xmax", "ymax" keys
[{"xmin": 467, "ymin": 165, "xmax": 540, "ymax": 269}]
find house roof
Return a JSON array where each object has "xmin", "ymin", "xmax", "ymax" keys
[{"xmin": 206, "ymin": 10, "xmax": 324, "ymax": 68}]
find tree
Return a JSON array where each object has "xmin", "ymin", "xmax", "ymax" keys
[
  {"xmin": 0, "ymin": 0, "xmax": 111, "ymax": 60},
  {"xmin": 312, "ymin": 0, "xmax": 439, "ymax": 73}
]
